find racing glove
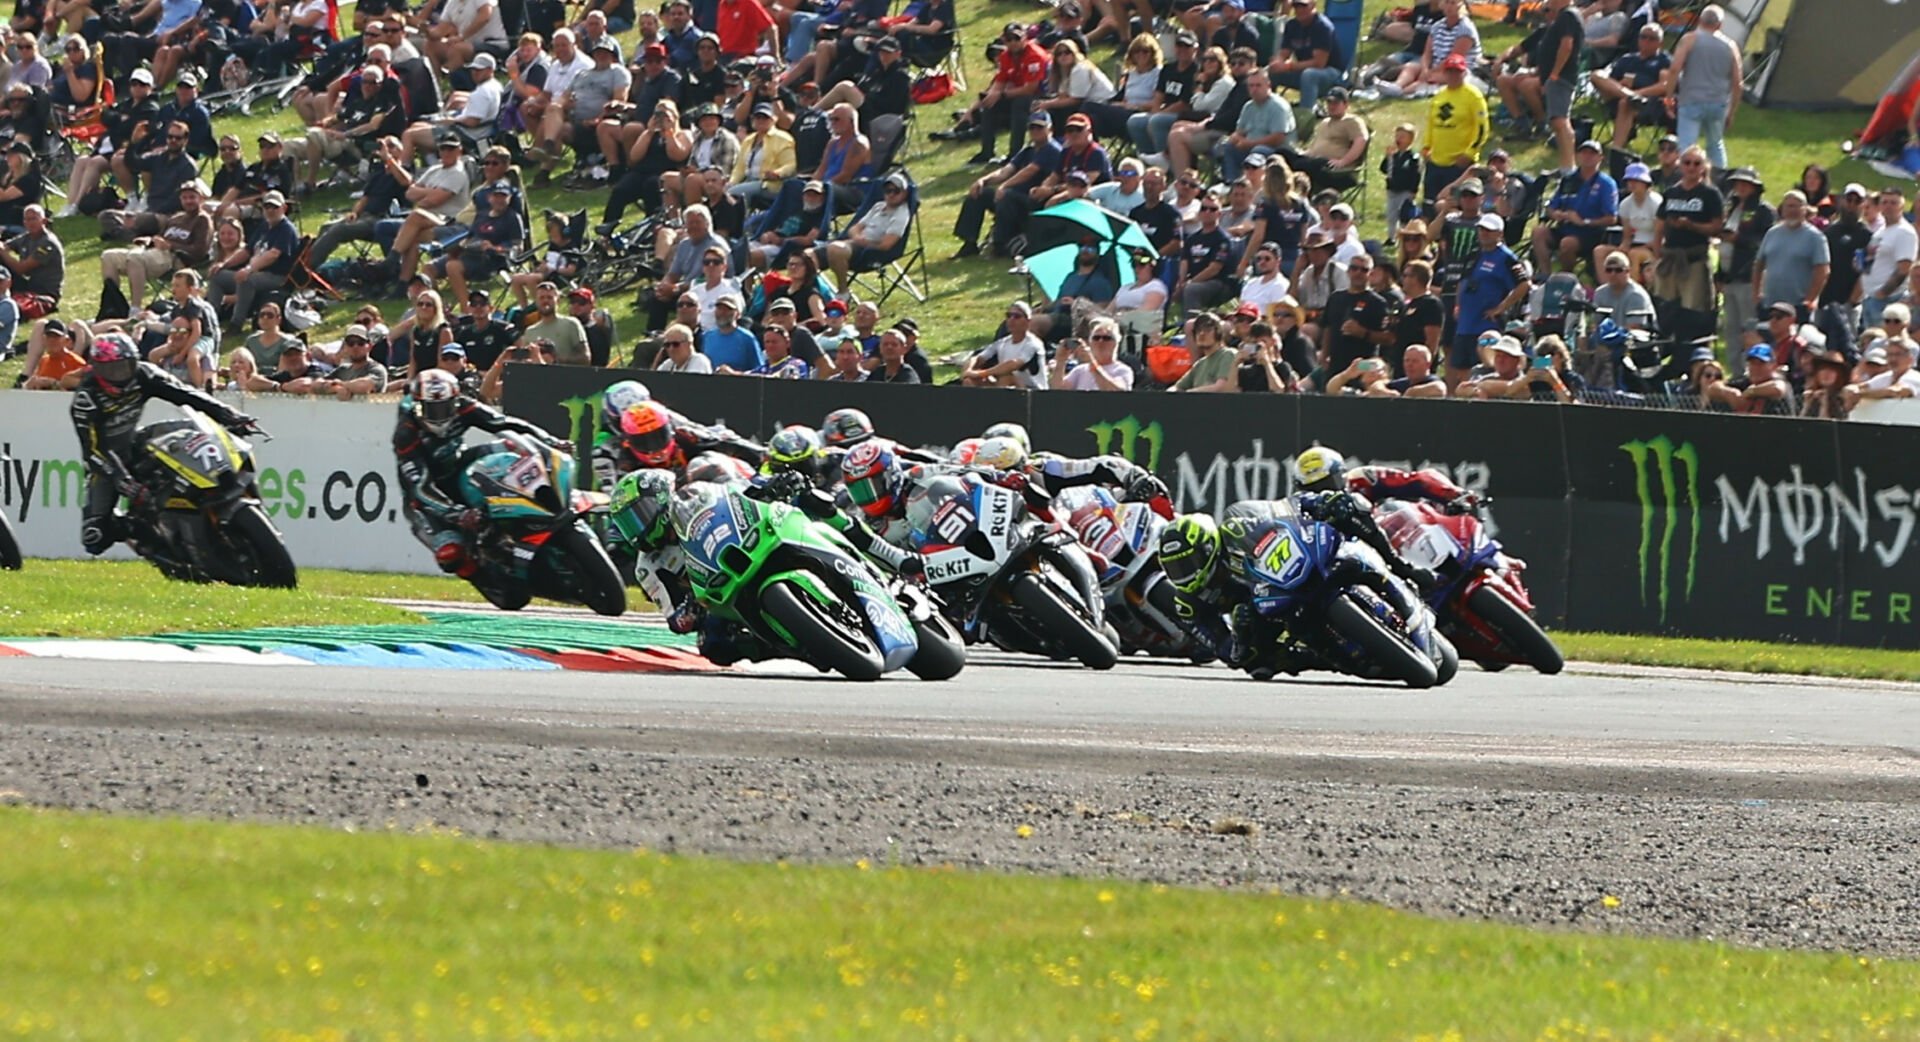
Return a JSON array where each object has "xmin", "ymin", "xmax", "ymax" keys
[
  {"xmin": 666, "ymin": 600, "xmax": 705, "ymax": 634},
  {"xmin": 1442, "ymin": 492, "xmax": 1484, "ymax": 516},
  {"xmin": 456, "ymin": 507, "xmax": 486, "ymax": 532},
  {"xmin": 897, "ymin": 553, "xmax": 926, "ymax": 580}
]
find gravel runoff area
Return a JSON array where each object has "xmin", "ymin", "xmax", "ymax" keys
[{"xmin": 3, "ymin": 683, "xmax": 1919, "ymax": 960}]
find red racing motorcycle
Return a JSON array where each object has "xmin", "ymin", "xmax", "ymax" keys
[{"xmin": 1375, "ymin": 499, "xmax": 1564, "ymax": 674}]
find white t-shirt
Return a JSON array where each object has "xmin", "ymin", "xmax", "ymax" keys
[
  {"xmin": 415, "ymin": 162, "xmax": 471, "ymax": 219},
  {"xmin": 1333, "ymin": 228, "xmax": 1366, "ymax": 267},
  {"xmin": 543, "ymin": 52, "xmax": 592, "ymax": 98},
  {"xmin": 441, "ymin": 0, "xmax": 507, "ymax": 46},
  {"xmin": 1063, "ymin": 361, "xmax": 1134, "ymax": 390},
  {"xmin": 1063, "ymin": 62, "xmax": 1114, "ymax": 102},
  {"xmin": 1618, "ymin": 190, "xmax": 1662, "ymax": 245},
  {"xmin": 1238, "ymin": 272, "xmax": 1292, "ymax": 314},
  {"xmin": 690, "ymin": 276, "xmax": 740, "ymax": 331},
  {"xmin": 660, "ymin": 352, "xmax": 714, "ymax": 373},
  {"xmin": 975, "ymin": 333, "xmax": 1046, "ymax": 389},
  {"xmin": 1112, "ymin": 277, "xmax": 1167, "ymax": 312},
  {"xmin": 1864, "ymin": 366, "xmax": 1920, "ymax": 395},
  {"xmin": 1865, "ymin": 220, "xmax": 1918, "ymax": 296},
  {"xmin": 457, "ymin": 77, "xmax": 505, "ymax": 126}
]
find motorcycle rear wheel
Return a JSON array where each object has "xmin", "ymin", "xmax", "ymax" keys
[
  {"xmin": 1325, "ymin": 594, "xmax": 1438, "ymax": 689},
  {"xmin": 906, "ymin": 609, "xmax": 967, "ymax": 680},
  {"xmin": 230, "ymin": 505, "xmax": 298, "ymax": 588},
  {"xmin": 0, "ymin": 512, "xmax": 20, "ymax": 570},
  {"xmin": 556, "ymin": 525, "xmax": 628, "ymax": 617},
  {"xmin": 1467, "ymin": 586, "xmax": 1564, "ymax": 675},
  {"xmin": 1430, "ymin": 631, "xmax": 1459, "ymax": 686},
  {"xmin": 761, "ymin": 580, "xmax": 884, "ymax": 681},
  {"xmin": 1009, "ymin": 572, "xmax": 1117, "ymax": 670}
]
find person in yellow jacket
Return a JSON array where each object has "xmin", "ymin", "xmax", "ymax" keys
[
  {"xmin": 1422, "ymin": 53, "xmax": 1490, "ymax": 207},
  {"xmin": 730, "ymin": 103, "xmax": 799, "ymax": 211}
]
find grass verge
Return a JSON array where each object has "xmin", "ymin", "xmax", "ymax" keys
[
  {"xmin": 1557, "ymin": 631, "xmax": 1920, "ymax": 683},
  {"xmin": 0, "ymin": 805, "xmax": 1914, "ymax": 1040},
  {"xmin": 0, "ymin": 560, "xmax": 443, "ymax": 637}
]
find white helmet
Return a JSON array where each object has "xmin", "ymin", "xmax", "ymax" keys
[
  {"xmin": 600, "ymin": 379, "xmax": 652, "ymax": 433},
  {"xmin": 981, "ymin": 421, "xmax": 1030, "ymax": 453},
  {"xmin": 412, "ymin": 369, "xmax": 462, "ymax": 435},
  {"xmin": 973, "ymin": 435, "xmax": 1028, "ymax": 471}
]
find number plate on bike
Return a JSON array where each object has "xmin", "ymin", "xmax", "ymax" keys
[{"xmin": 504, "ymin": 455, "xmax": 548, "ymax": 495}]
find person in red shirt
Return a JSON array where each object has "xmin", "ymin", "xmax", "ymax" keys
[
  {"xmin": 716, "ymin": 0, "xmax": 778, "ymax": 59},
  {"xmin": 934, "ymin": 22, "xmax": 1050, "ymax": 165}
]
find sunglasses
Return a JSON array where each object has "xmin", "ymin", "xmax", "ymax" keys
[
  {"xmin": 167, "ymin": 134, "xmax": 187, "ymax": 141},
  {"xmin": 1681, "ymin": 159, "xmax": 1706, "ymax": 167},
  {"xmin": 418, "ymin": 303, "xmax": 438, "ymax": 311},
  {"xmin": 703, "ymin": 257, "xmax": 725, "ymax": 265},
  {"xmin": 484, "ymin": 157, "xmax": 506, "ymax": 164},
  {"xmin": 1006, "ymin": 311, "xmax": 1027, "ymax": 318},
  {"xmin": 664, "ymin": 338, "xmax": 690, "ymax": 346},
  {"xmin": 1089, "ymin": 333, "xmax": 1117, "ymax": 342},
  {"xmin": 1605, "ymin": 265, "xmax": 1628, "ymax": 273}
]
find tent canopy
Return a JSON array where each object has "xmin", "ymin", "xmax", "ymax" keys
[{"xmin": 1757, "ymin": 0, "xmax": 1920, "ymax": 110}]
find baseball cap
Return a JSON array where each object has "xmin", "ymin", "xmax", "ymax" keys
[
  {"xmin": 1065, "ymin": 112, "xmax": 1091, "ymax": 130},
  {"xmin": 1065, "ymin": 169, "xmax": 1091, "ymax": 185},
  {"xmin": 176, "ymin": 70, "xmax": 200, "ymax": 87},
  {"xmin": 1885, "ymin": 303, "xmax": 1912, "ymax": 324},
  {"xmin": 885, "ymin": 172, "xmax": 910, "ymax": 192},
  {"xmin": 1842, "ymin": 182, "xmax": 1869, "ymax": 199},
  {"xmin": 1745, "ymin": 344, "xmax": 1775, "ymax": 362},
  {"xmin": 1003, "ymin": 20, "xmax": 1026, "ymax": 38},
  {"xmin": 1488, "ymin": 147, "xmax": 1510, "ymax": 161},
  {"xmin": 752, "ymin": 102, "xmax": 776, "ymax": 119},
  {"xmin": 569, "ymin": 286, "xmax": 596, "ymax": 304},
  {"xmin": 1007, "ymin": 300, "xmax": 1033, "ymax": 318},
  {"xmin": 440, "ymin": 344, "xmax": 467, "ymax": 358},
  {"xmin": 1726, "ymin": 167, "xmax": 1763, "ymax": 187},
  {"xmin": 468, "ymin": 52, "xmax": 497, "ymax": 70},
  {"xmin": 41, "ymin": 317, "xmax": 67, "ymax": 338},
  {"xmin": 1658, "ymin": 133, "xmax": 1680, "ymax": 150},
  {"xmin": 1329, "ymin": 202, "xmax": 1354, "ymax": 220},
  {"xmin": 591, "ymin": 37, "xmax": 617, "ymax": 54},
  {"xmin": 824, "ymin": 299, "xmax": 848, "ymax": 316},
  {"xmin": 1175, "ymin": 30, "xmax": 1200, "ymax": 47},
  {"xmin": 485, "ymin": 179, "xmax": 513, "ymax": 194},
  {"xmin": 875, "ymin": 35, "xmax": 901, "ymax": 52},
  {"xmin": 1028, "ymin": 110, "xmax": 1053, "ymax": 127},
  {"xmin": 893, "ymin": 317, "xmax": 919, "ymax": 335},
  {"xmin": 1490, "ymin": 336, "xmax": 1525, "ymax": 357},
  {"xmin": 1766, "ymin": 300, "xmax": 1797, "ymax": 319},
  {"xmin": 715, "ymin": 293, "xmax": 743, "ymax": 311},
  {"xmin": 1458, "ymin": 177, "xmax": 1485, "ymax": 196},
  {"xmin": 261, "ymin": 190, "xmax": 287, "ymax": 208},
  {"xmin": 1799, "ymin": 324, "xmax": 1829, "ymax": 349},
  {"xmin": 1441, "ymin": 53, "xmax": 1469, "ymax": 71},
  {"xmin": 1864, "ymin": 345, "xmax": 1891, "ymax": 365},
  {"xmin": 129, "ymin": 68, "xmax": 154, "ymax": 85},
  {"xmin": 343, "ymin": 324, "xmax": 371, "ymax": 342},
  {"xmin": 1234, "ymin": 302, "xmax": 1259, "ymax": 318},
  {"xmin": 1324, "ymin": 86, "xmax": 1349, "ymax": 103},
  {"xmin": 768, "ymin": 296, "xmax": 796, "ymax": 311},
  {"xmin": 1244, "ymin": 152, "xmax": 1269, "ymax": 169},
  {"xmin": 803, "ymin": 179, "xmax": 825, "ymax": 194},
  {"xmin": 1477, "ymin": 213, "xmax": 1505, "ymax": 233},
  {"xmin": 1623, "ymin": 162, "xmax": 1653, "ymax": 183},
  {"xmin": 5, "ymin": 140, "xmax": 31, "ymax": 157},
  {"xmin": 257, "ymin": 130, "xmax": 282, "ymax": 145},
  {"xmin": 360, "ymin": 64, "xmax": 387, "ymax": 81},
  {"xmin": 644, "ymin": 42, "xmax": 667, "ymax": 59},
  {"xmin": 1576, "ymin": 139, "xmax": 1603, "ymax": 154}
]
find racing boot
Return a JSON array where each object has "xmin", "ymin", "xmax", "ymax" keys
[{"xmin": 434, "ymin": 542, "xmax": 479, "ymax": 579}]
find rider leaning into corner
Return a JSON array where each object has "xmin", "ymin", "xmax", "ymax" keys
[
  {"xmin": 70, "ymin": 333, "xmax": 260, "ymax": 563},
  {"xmin": 394, "ymin": 368, "xmax": 574, "ymax": 580},
  {"xmin": 1155, "ymin": 447, "xmax": 1438, "ymax": 681},
  {"xmin": 595, "ymin": 400, "xmax": 767, "ymax": 487},
  {"xmin": 588, "ymin": 379, "xmax": 761, "ymax": 488},
  {"xmin": 1291, "ymin": 444, "xmax": 1483, "ymax": 514}
]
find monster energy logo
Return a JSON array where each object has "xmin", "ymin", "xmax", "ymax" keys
[
  {"xmin": 1088, "ymin": 416, "xmax": 1164, "ymax": 473},
  {"xmin": 1620, "ymin": 435, "xmax": 1701, "ymax": 624}
]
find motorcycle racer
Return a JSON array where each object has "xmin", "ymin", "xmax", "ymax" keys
[
  {"xmin": 972, "ymin": 435, "xmax": 1174, "ymax": 519},
  {"xmin": 394, "ymin": 368, "xmax": 571, "ymax": 579},
  {"xmin": 71, "ymin": 333, "xmax": 260, "ymax": 559},
  {"xmin": 595, "ymin": 401, "xmax": 767, "ymax": 487},
  {"xmin": 1293, "ymin": 445, "xmax": 1480, "ymax": 514}
]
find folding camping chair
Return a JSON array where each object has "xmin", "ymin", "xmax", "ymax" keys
[{"xmin": 840, "ymin": 168, "xmax": 928, "ymax": 304}]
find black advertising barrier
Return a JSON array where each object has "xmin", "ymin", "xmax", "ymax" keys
[{"xmin": 505, "ymin": 364, "xmax": 1920, "ymax": 648}]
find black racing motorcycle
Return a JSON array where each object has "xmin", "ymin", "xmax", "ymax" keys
[{"xmin": 123, "ymin": 406, "xmax": 296, "ymax": 587}]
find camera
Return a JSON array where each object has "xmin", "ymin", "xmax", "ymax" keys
[{"xmin": 508, "ymin": 346, "xmax": 532, "ymax": 361}]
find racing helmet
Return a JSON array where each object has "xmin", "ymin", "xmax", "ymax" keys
[
  {"xmin": 1158, "ymin": 512, "xmax": 1221, "ymax": 595},
  {"xmin": 685, "ymin": 451, "xmax": 753, "ymax": 485},
  {"xmin": 764, "ymin": 424, "xmax": 824, "ymax": 478},
  {"xmin": 412, "ymin": 368, "xmax": 462, "ymax": 435},
  {"xmin": 620, "ymin": 401, "xmax": 678, "ymax": 468},
  {"xmin": 820, "ymin": 407, "xmax": 874, "ymax": 447},
  {"xmin": 841, "ymin": 440, "xmax": 902, "ymax": 518},
  {"xmin": 972, "ymin": 435, "xmax": 1027, "ymax": 471},
  {"xmin": 1291, "ymin": 446, "xmax": 1347, "ymax": 492},
  {"xmin": 86, "ymin": 333, "xmax": 141, "ymax": 394},
  {"xmin": 600, "ymin": 379, "xmax": 652, "ymax": 434},
  {"xmin": 607, "ymin": 468, "xmax": 676, "ymax": 548},
  {"xmin": 981, "ymin": 421, "xmax": 1030, "ymax": 453},
  {"xmin": 949, "ymin": 437, "xmax": 984, "ymax": 465}
]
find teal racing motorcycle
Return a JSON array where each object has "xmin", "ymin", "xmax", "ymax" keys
[
  {"xmin": 668, "ymin": 482, "xmax": 966, "ymax": 681},
  {"xmin": 458, "ymin": 432, "xmax": 627, "ymax": 616}
]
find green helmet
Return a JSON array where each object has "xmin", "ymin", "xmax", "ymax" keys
[
  {"xmin": 607, "ymin": 468, "xmax": 677, "ymax": 549},
  {"xmin": 1158, "ymin": 512, "xmax": 1222, "ymax": 595}
]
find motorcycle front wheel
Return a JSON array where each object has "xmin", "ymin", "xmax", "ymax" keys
[
  {"xmin": 229, "ymin": 505, "xmax": 297, "ymax": 588},
  {"xmin": 760, "ymin": 580, "xmax": 884, "ymax": 681},
  {"xmin": 906, "ymin": 609, "xmax": 967, "ymax": 681},
  {"xmin": 1467, "ymin": 585, "xmax": 1564, "ymax": 675},
  {"xmin": 1325, "ymin": 594, "xmax": 1438, "ymax": 689},
  {"xmin": 0, "ymin": 511, "xmax": 20, "ymax": 570},
  {"xmin": 1008, "ymin": 572, "xmax": 1117, "ymax": 671},
  {"xmin": 555, "ymin": 524, "xmax": 628, "ymax": 617}
]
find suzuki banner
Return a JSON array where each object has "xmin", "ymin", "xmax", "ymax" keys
[
  {"xmin": 506, "ymin": 367, "xmax": 1920, "ymax": 648},
  {"xmin": 0, "ymin": 390, "xmax": 437, "ymax": 574}
]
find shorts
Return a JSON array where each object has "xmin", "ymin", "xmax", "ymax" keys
[
  {"xmin": 1448, "ymin": 329, "xmax": 1484, "ymax": 370},
  {"xmin": 1553, "ymin": 224, "xmax": 1607, "ymax": 255},
  {"xmin": 1544, "ymin": 79, "xmax": 1576, "ymax": 120}
]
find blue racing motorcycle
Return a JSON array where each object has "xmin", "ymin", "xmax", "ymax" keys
[{"xmin": 1239, "ymin": 503, "xmax": 1453, "ymax": 689}]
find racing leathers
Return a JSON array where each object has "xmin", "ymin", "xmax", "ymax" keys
[
  {"xmin": 1342, "ymin": 465, "xmax": 1479, "ymax": 513},
  {"xmin": 393, "ymin": 396, "xmax": 568, "ymax": 576},
  {"xmin": 1170, "ymin": 492, "xmax": 1435, "ymax": 678},
  {"xmin": 70, "ymin": 361, "xmax": 256, "ymax": 556},
  {"xmin": 1026, "ymin": 453, "xmax": 1171, "ymax": 513},
  {"xmin": 591, "ymin": 418, "xmax": 766, "ymax": 489}
]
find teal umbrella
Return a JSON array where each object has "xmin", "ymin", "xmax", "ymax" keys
[{"xmin": 1021, "ymin": 200, "xmax": 1156, "ymax": 301}]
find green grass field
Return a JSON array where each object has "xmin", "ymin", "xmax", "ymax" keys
[
  {"xmin": 0, "ymin": 0, "xmax": 1900, "ymax": 391},
  {"xmin": 0, "ymin": 804, "xmax": 1915, "ymax": 1041}
]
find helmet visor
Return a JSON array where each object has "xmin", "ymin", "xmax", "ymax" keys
[
  {"xmin": 625, "ymin": 427, "xmax": 672, "ymax": 462},
  {"xmin": 93, "ymin": 357, "xmax": 136, "ymax": 386},
  {"xmin": 421, "ymin": 395, "xmax": 458, "ymax": 428},
  {"xmin": 1160, "ymin": 544, "xmax": 1212, "ymax": 593},
  {"xmin": 845, "ymin": 473, "xmax": 892, "ymax": 515}
]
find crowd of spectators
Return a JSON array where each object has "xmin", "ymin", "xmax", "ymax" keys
[{"xmin": 2, "ymin": 0, "xmax": 1918, "ymax": 428}]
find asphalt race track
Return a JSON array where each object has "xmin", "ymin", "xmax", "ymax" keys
[{"xmin": 3, "ymin": 643, "xmax": 1919, "ymax": 957}]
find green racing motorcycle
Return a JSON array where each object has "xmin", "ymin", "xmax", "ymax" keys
[{"xmin": 663, "ymin": 481, "xmax": 967, "ymax": 681}]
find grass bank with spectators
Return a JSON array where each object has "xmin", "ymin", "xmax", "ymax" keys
[
  {"xmin": 0, "ymin": 561, "xmax": 439, "ymax": 637},
  {"xmin": 0, "ymin": 0, "xmax": 1896, "ymax": 391},
  {"xmin": 1558, "ymin": 631, "xmax": 1920, "ymax": 683},
  {"xmin": 0, "ymin": 803, "xmax": 1915, "ymax": 1041}
]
